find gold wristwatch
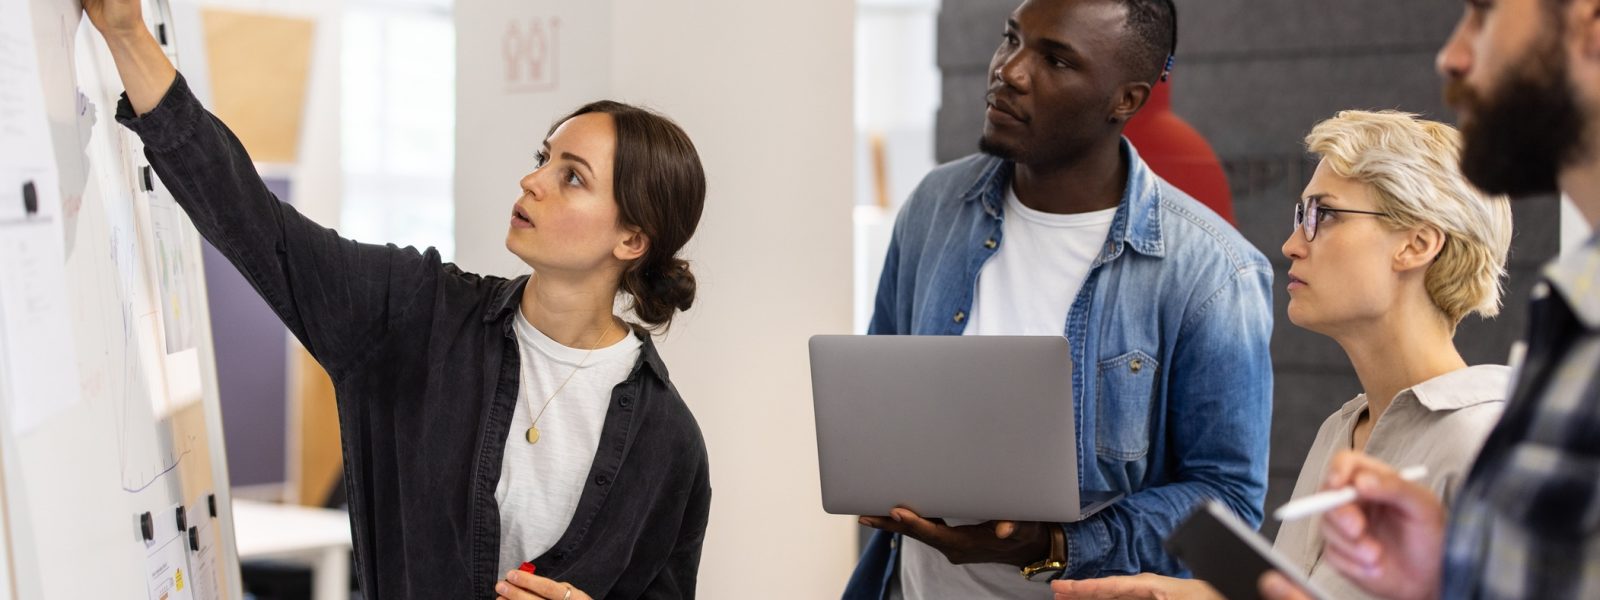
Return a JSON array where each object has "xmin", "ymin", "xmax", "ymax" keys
[{"xmin": 1021, "ymin": 525, "xmax": 1067, "ymax": 581}]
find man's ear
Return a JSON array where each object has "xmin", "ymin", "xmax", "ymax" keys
[
  {"xmin": 615, "ymin": 225, "xmax": 650, "ymax": 262},
  {"xmin": 1395, "ymin": 224, "xmax": 1447, "ymax": 273},
  {"xmin": 1576, "ymin": 0, "xmax": 1600, "ymax": 60},
  {"xmin": 1565, "ymin": 0, "xmax": 1600, "ymax": 120},
  {"xmin": 1109, "ymin": 81, "xmax": 1152, "ymax": 124}
]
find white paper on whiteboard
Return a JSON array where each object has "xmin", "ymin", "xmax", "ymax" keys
[
  {"xmin": 0, "ymin": 0, "xmax": 51, "ymax": 170},
  {"xmin": 148, "ymin": 181, "xmax": 200, "ymax": 354},
  {"xmin": 0, "ymin": 171, "xmax": 83, "ymax": 436},
  {"xmin": 142, "ymin": 502, "xmax": 197, "ymax": 600},
  {"xmin": 0, "ymin": 0, "xmax": 83, "ymax": 436}
]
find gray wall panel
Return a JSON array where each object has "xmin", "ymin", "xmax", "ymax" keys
[
  {"xmin": 937, "ymin": 0, "xmax": 1013, "ymax": 69},
  {"xmin": 1173, "ymin": 53, "xmax": 1453, "ymax": 157},
  {"xmin": 936, "ymin": 72, "xmax": 990, "ymax": 162},
  {"xmin": 1176, "ymin": 0, "xmax": 1456, "ymax": 57}
]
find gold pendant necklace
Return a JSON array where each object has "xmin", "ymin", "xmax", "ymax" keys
[{"xmin": 524, "ymin": 317, "xmax": 617, "ymax": 445}]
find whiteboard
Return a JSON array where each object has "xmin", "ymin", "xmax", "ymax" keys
[{"xmin": 0, "ymin": 0, "xmax": 241, "ymax": 597}]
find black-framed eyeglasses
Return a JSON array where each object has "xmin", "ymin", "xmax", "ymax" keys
[{"xmin": 1293, "ymin": 196, "xmax": 1389, "ymax": 242}]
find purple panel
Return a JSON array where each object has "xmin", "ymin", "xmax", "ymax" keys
[{"xmin": 203, "ymin": 176, "xmax": 292, "ymax": 487}]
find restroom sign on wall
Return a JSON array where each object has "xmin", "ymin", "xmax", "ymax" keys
[{"xmin": 503, "ymin": 16, "xmax": 561, "ymax": 93}]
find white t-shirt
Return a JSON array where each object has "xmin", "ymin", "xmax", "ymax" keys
[
  {"xmin": 495, "ymin": 311, "xmax": 642, "ymax": 576},
  {"xmin": 899, "ymin": 186, "xmax": 1116, "ymax": 599},
  {"xmin": 961, "ymin": 188, "xmax": 1118, "ymax": 337}
]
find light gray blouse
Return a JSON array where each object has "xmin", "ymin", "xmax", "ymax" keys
[{"xmin": 1271, "ymin": 364, "xmax": 1510, "ymax": 600}]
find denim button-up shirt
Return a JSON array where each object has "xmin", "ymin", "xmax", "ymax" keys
[{"xmin": 844, "ymin": 142, "xmax": 1274, "ymax": 597}]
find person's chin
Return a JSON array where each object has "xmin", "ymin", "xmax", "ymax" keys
[
  {"xmin": 1284, "ymin": 300, "xmax": 1315, "ymax": 330},
  {"xmin": 504, "ymin": 232, "xmax": 532, "ymax": 258},
  {"xmin": 978, "ymin": 130, "xmax": 1024, "ymax": 160}
]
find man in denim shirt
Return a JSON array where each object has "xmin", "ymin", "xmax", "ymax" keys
[{"xmin": 845, "ymin": 0, "xmax": 1273, "ymax": 597}]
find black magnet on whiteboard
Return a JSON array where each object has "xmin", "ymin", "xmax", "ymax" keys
[
  {"xmin": 21, "ymin": 180, "xmax": 37, "ymax": 216},
  {"xmin": 188, "ymin": 526, "xmax": 199, "ymax": 551},
  {"xmin": 175, "ymin": 506, "xmax": 187, "ymax": 532},
  {"xmin": 157, "ymin": 24, "xmax": 168, "ymax": 46},
  {"xmin": 141, "ymin": 166, "xmax": 154, "ymax": 192},
  {"xmin": 139, "ymin": 512, "xmax": 154, "ymax": 541},
  {"xmin": 208, "ymin": 494, "xmax": 217, "ymax": 518}
]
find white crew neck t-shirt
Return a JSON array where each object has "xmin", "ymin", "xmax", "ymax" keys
[
  {"xmin": 495, "ymin": 311, "xmax": 642, "ymax": 576},
  {"xmin": 961, "ymin": 186, "xmax": 1118, "ymax": 337},
  {"xmin": 899, "ymin": 185, "xmax": 1117, "ymax": 599}
]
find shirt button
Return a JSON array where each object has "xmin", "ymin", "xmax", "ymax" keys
[
  {"xmin": 983, "ymin": 238, "xmax": 998, "ymax": 250},
  {"xmin": 619, "ymin": 395, "xmax": 633, "ymax": 408},
  {"xmin": 953, "ymin": 311, "xmax": 966, "ymax": 324},
  {"xmin": 595, "ymin": 475, "xmax": 611, "ymax": 486},
  {"xmin": 1130, "ymin": 358, "xmax": 1143, "ymax": 373}
]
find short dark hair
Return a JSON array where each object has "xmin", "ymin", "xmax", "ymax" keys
[
  {"xmin": 1113, "ymin": 0, "xmax": 1177, "ymax": 84},
  {"xmin": 550, "ymin": 101, "xmax": 706, "ymax": 331}
]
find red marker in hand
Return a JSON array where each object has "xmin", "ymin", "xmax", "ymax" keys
[{"xmin": 518, "ymin": 562, "xmax": 536, "ymax": 575}]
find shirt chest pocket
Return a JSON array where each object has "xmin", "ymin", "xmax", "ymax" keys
[{"xmin": 1095, "ymin": 350, "xmax": 1158, "ymax": 461}]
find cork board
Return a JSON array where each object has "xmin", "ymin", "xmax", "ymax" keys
[
  {"xmin": 200, "ymin": 9, "xmax": 315, "ymax": 163},
  {"xmin": 292, "ymin": 347, "xmax": 342, "ymax": 507}
]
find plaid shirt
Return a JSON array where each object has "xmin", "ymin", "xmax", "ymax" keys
[{"xmin": 1441, "ymin": 235, "xmax": 1600, "ymax": 599}]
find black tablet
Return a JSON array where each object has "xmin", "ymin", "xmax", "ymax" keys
[{"xmin": 1163, "ymin": 500, "xmax": 1328, "ymax": 600}]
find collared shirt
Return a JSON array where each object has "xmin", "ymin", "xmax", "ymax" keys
[
  {"xmin": 116, "ymin": 74, "xmax": 711, "ymax": 599},
  {"xmin": 844, "ymin": 143, "xmax": 1275, "ymax": 599},
  {"xmin": 1442, "ymin": 235, "xmax": 1600, "ymax": 599},
  {"xmin": 1274, "ymin": 365, "xmax": 1509, "ymax": 600}
]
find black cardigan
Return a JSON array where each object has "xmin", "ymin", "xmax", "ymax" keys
[{"xmin": 117, "ymin": 74, "xmax": 711, "ymax": 599}]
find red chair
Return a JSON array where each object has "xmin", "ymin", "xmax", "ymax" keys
[{"xmin": 1124, "ymin": 78, "xmax": 1235, "ymax": 224}]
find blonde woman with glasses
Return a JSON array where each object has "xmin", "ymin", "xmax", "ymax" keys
[{"xmin": 1052, "ymin": 110, "xmax": 1514, "ymax": 600}]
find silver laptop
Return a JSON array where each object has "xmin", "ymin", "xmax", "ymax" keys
[{"xmin": 809, "ymin": 334, "xmax": 1122, "ymax": 523}]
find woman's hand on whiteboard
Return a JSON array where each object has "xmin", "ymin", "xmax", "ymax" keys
[
  {"xmin": 81, "ymin": 0, "xmax": 146, "ymax": 42},
  {"xmin": 79, "ymin": 0, "xmax": 176, "ymax": 115},
  {"xmin": 496, "ymin": 570, "xmax": 594, "ymax": 600}
]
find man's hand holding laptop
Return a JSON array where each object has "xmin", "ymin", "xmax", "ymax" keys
[{"xmin": 859, "ymin": 508, "xmax": 1052, "ymax": 566}]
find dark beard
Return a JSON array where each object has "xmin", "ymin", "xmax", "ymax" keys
[
  {"xmin": 979, "ymin": 132, "xmax": 1025, "ymax": 163},
  {"xmin": 1449, "ymin": 41, "xmax": 1588, "ymax": 197},
  {"xmin": 979, "ymin": 131, "xmax": 1085, "ymax": 167}
]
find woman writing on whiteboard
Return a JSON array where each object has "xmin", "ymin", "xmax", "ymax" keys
[{"xmin": 82, "ymin": 1, "xmax": 710, "ymax": 599}]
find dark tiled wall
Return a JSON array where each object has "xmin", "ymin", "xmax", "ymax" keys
[{"xmin": 935, "ymin": 0, "xmax": 1558, "ymax": 540}]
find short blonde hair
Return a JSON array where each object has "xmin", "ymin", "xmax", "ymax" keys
[{"xmin": 1304, "ymin": 110, "xmax": 1513, "ymax": 325}]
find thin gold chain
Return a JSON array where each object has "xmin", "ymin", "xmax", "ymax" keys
[{"xmin": 525, "ymin": 317, "xmax": 618, "ymax": 432}]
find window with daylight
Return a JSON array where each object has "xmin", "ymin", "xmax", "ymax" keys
[{"xmin": 341, "ymin": 0, "xmax": 457, "ymax": 259}]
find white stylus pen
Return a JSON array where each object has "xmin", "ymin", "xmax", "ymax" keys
[{"xmin": 1272, "ymin": 465, "xmax": 1429, "ymax": 521}]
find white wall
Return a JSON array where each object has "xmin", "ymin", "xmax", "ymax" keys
[
  {"xmin": 454, "ymin": 0, "xmax": 612, "ymax": 275},
  {"xmin": 455, "ymin": 1, "xmax": 858, "ymax": 596},
  {"xmin": 610, "ymin": 2, "xmax": 859, "ymax": 595}
]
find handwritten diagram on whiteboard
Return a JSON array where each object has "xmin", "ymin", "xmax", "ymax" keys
[{"xmin": 0, "ymin": 0, "xmax": 242, "ymax": 597}]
